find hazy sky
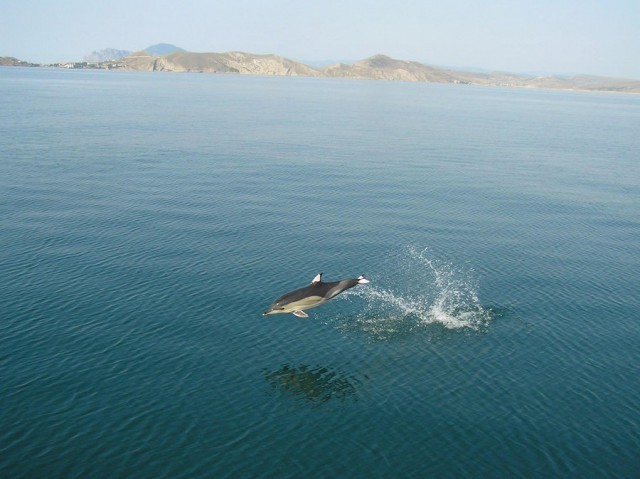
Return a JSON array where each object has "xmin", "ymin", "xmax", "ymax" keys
[{"xmin": 2, "ymin": 0, "xmax": 639, "ymax": 78}]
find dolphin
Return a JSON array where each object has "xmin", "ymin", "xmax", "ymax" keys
[{"xmin": 262, "ymin": 273, "xmax": 370, "ymax": 318}]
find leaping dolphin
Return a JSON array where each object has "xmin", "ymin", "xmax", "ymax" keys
[{"xmin": 262, "ymin": 273, "xmax": 370, "ymax": 318}]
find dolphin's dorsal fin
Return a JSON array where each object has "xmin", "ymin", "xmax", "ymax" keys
[
  {"xmin": 292, "ymin": 310, "xmax": 309, "ymax": 318},
  {"xmin": 311, "ymin": 272, "xmax": 323, "ymax": 285}
]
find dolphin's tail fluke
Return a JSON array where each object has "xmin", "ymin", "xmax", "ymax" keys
[{"xmin": 357, "ymin": 275, "xmax": 370, "ymax": 284}]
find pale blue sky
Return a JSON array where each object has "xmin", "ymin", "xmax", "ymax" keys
[{"xmin": 1, "ymin": 0, "xmax": 639, "ymax": 78}]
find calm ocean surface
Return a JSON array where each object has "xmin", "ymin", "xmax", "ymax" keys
[{"xmin": 1, "ymin": 67, "xmax": 639, "ymax": 478}]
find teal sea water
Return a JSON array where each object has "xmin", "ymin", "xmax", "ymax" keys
[{"xmin": 1, "ymin": 67, "xmax": 639, "ymax": 478}]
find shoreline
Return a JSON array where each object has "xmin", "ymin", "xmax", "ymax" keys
[{"xmin": 2, "ymin": 62, "xmax": 639, "ymax": 96}]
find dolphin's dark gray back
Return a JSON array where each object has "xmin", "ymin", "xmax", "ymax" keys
[
  {"xmin": 263, "ymin": 274, "xmax": 369, "ymax": 317},
  {"xmin": 275, "ymin": 278, "xmax": 359, "ymax": 304}
]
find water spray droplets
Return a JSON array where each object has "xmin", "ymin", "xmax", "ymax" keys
[{"xmin": 339, "ymin": 247, "xmax": 491, "ymax": 340}]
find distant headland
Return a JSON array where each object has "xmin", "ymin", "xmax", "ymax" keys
[{"xmin": 3, "ymin": 43, "xmax": 639, "ymax": 94}]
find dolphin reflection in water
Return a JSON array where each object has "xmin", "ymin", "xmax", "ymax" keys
[
  {"xmin": 265, "ymin": 364, "xmax": 360, "ymax": 405},
  {"xmin": 262, "ymin": 273, "xmax": 370, "ymax": 318}
]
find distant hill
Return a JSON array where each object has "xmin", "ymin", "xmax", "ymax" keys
[
  {"xmin": 119, "ymin": 50, "xmax": 321, "ymax": 76},
  {"xmin": 84, "ymin": 48, "xmax": 131, "ymax": 63},
  {"xmin": 144, "ymin": 43, "xmax": 184, "ymax": 56},
  {"xmin": 322, "ymin": 54, "xmax": 459, "ymax": 83},
  {"xmin": 3, "ymin": 47, "xmax": 639, "ymax": 94},
  {"xmin": 0, "ymin": 56, "xmax": 39, "ymax": 67},
  {"xmin": 110, "ymin": 50, "xmax": 640, "ymax": 93}
]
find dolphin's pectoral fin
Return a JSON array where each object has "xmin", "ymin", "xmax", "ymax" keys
[{"xmin": 292, "ymin": 310, "xmax": 309, "ymax": 318}]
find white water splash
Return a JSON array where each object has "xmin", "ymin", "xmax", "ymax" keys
[{"xmin": 338, "ymin": 247, "xmax": 491, "ymax": 339}]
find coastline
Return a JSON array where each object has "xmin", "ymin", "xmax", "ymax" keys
[{"xmin": 2, "ymin": 54, "xmax": 639, "ymax": 95}]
